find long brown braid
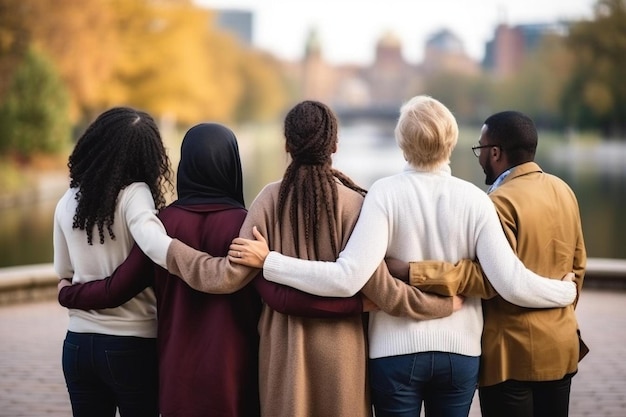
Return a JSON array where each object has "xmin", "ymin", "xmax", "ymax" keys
[{"xmin": 277, "ymin": 100, "xmax": 367, "ymax": 258}]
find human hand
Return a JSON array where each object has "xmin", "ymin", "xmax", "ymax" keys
[
  {"xmin": 57, "ymin": 278, "xmax": 71, "ymax": 295},
  {"xmin": 452, "ymin": 295, "xmax": 465, "ymax": 312},
  {"xmin": 229, "ymin": 226, "xmax": 269, "ymax": 268},
  {"xmin": 361, "ymin": 295, "xmax": 380, "ymax": 312},
  {"xmin": 385, "ymin": 257, "xmax": 409, "ymax": 282},
  {"xmin": 561, "ymin": 272, "xmax": 575, "ymax": 282}
]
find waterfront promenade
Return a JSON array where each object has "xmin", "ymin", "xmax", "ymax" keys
[{"xmin": 0, "ymin": 288, "xmax": 624, "ymax": 416}]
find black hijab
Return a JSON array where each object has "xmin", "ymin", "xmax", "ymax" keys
[{"xmin": 173, "ymin": 123, "xmax": 245, "ymax": 208}]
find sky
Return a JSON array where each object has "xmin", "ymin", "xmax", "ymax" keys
[{"xmin": 196, "ymin": 0, "xmax": 597, "ymax": 65}]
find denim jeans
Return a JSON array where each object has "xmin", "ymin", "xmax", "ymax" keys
[
  {"xmin": 370, "ymin": 351, "xmax": 479, "ymax": 417},
  {"xmin": 478, "ymin": 372, "xmax": 575, "ymax": 417},
  {"xmin": 62, "ymin": 331, "xmax": 158, "ymax": 417}
]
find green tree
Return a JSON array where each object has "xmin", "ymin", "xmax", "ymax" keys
[
  {"xmin": 563, "ymin": 0, "xmax": 626, "ymax": 138},
  {"xmin": 487, "ymin": 34, "xmax": 574, "ymax": 129},
  {"xmin": 0, "ymin": 47, "xmax": 70, "ymax": 160}
]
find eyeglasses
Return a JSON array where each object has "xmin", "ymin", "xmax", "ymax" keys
[{"xmin": 471, "ymin": 144, "xmax": 499, "ymax": 157}]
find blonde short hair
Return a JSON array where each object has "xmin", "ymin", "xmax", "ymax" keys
[{"xmin": 394, "ymin": 95, "xmax": 458, "ymax": 170}]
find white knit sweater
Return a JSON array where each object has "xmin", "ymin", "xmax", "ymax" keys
[
  {"xmin": 263, "ymin": 164, "xmax": 577, "ymax": 359},
  {"xmin": 53, "ymin": 182, "xmax": 172, "ymax": 338}
]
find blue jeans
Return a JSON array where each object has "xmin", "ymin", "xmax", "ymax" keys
[
  {"xmin": 370, "ymin": 352, "xmax": 479, "ymax": 417},
  {"xmin": 62, "ymin": 331, "xmax": 158, "ymax": 417}
]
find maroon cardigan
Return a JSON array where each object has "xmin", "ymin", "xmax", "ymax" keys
[{"xmin": 58, "ymin": 203, "xmax": 362, "ymax": 417}]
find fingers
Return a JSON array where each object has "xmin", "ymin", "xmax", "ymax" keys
[
  {"xmin": 562, "ymin": 272, "xmax": 575, "ymax": 282},
  {"xmin": 231, "ymin": 237, "xmax": 249, "ymax": 246},
  {"xmin": 227, "ymin": 249, "xmax": 244, "ymax": 259},
  {"xmin": 252, "ymin": 226, "xmax": 267, "ymax": 243}
]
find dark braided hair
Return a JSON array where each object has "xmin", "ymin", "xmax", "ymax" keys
[
  {"xmin": 68, "ymin": 106, "xmax": 173, "ymax": 245},
  {"xmin": 278, "ymin": 100, "xmax": 366, "ymax": 258}
]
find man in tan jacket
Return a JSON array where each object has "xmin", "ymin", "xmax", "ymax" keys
[
  {"xmin": 405, "ymin": 110, "xmax": 586, "ymax": 417},
  {"xmin": 472, "ymin": 111, "xmax": 586, "ymax": 417}
]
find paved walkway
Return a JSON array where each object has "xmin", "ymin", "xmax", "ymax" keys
[{"xmin": 0, "ymin": 288, "xmax": 624, "ymax": 416}]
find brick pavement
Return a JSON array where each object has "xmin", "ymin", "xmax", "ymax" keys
[{"xmin": 0, "ymin": 288, "xmax": 624, "ymax": 417}]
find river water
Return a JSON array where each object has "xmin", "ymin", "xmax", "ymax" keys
[{"xmin": 0, "ymin": 121, "xmax": 624, "ymax": 267}]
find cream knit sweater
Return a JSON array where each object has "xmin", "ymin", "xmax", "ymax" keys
[{"xmin": 54, "ymin": 182, "xmax": 172, "ymax": 338}]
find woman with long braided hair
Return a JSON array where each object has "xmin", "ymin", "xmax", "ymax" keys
[
  {"xmin": 161, "ymin": 100, "xmax": 454, "ymax": 417},
  {"xmin": 53, "ymin": 106, "xmax": 173, "ymax": 417}
]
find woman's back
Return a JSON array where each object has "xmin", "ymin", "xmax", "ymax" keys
[
  {"xmin": 362, "ymin": 166, "xmax": 490, "ymax": 359},
  {"xmin": 249, "ymin": 180, "xmax": 371, "ymax": 417},
  {"xmin": 154, "ymin": 203, "xmax": 261, "ymax": 417},
  {"xmin": 54, "ymin": 182, "xmax": 158, "ymax": 338}
]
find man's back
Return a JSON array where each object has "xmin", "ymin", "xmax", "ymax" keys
[{"xmin": 481, "ymin": 161, "xmax": 586, "ymax": 387}]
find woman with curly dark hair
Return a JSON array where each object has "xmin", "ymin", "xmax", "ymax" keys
[{"xmin": 53, "ymin": 106, "xmax": 173, "ymax": 417}]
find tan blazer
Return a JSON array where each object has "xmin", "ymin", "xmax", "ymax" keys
[{"xmin": 480, "ymin": 162, "xmax": 586, "ymax": 386}]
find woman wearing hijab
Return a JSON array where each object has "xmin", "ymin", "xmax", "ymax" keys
[
  {"xmin": 58, "ymin": 123, "xmax": 262, "ymax": 417},
  {"xmin": 53, "ymin": 107, "xmax": 173, "ymax": 417}
]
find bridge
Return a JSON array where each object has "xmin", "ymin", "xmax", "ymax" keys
[{"xmin": 334, "ymin": 104, "xmax": 401, "ymax": 124}]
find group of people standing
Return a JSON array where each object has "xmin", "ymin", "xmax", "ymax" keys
[{"xmin": 54, "ymin": 95, "xmax": 586, "ymax": 417}]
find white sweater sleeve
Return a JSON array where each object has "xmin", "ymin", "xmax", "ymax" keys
[
  {"xmin": 53, "ymin": 201, "xmax": 73, "ymax": 279},
  {"xmin": 476, "ymin": 199, "xmax": 577, "ymax": 307},
  {"xmin": 263, "ymin": 190, "xmax": 391, "ymax": 297},
  {"xmin": 123, "ymin": 183, "xmax": 172, "ymax": 269}
]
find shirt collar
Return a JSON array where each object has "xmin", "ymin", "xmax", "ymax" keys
[{"xmin": 487, "ymin": 168, "xmax": 512, "ymax": 194}]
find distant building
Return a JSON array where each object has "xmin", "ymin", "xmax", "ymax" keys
[
  {"xmin": 214, "ymin": 9, "xmax": 253, "ymax": 45},
  {"xmin": 483, "ymin": 21, "xmax": 570, "ymax": 77},
  {"xmin": 422, "ymin": 29, "xmax": 480, "ymax": 76},
  {"xmin": 301, "ymin": 28, "xmax": 338, "ymax": 102},
  {"xmin": 208, "ymin": 6, "xmax": 574, "ymax": 116},
  {"xmin": 297, "ymin": 27, "xmax": 483, "ymax": 113}
]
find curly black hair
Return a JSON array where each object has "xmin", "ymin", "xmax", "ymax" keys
[
  {"xmin": 68, "ymin": 106, "xmax": 173, "ymax": 244},
  {"xmin": 278, "ymin": 100, "xmax": 367, "ymax": 258}
]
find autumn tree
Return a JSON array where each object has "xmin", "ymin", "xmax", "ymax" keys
[
  {"xmin": 16, "ymin": 0, "xmax": 117, "ymax": 121},
  {"xmin": 1, "ymin": 0, "xmax": 290, "ymax": 134},
  {"xmin": 562, "ymin": 0, "xmax": 626, "ymax": 138},
  {"xmin": 105, "ymin": 0, "xmax": 288, "ymax": 126},
  {"xmin": 235, "ymin": 50, "xmax": 289, "ymax": 123},
  {"xmin": 0, "ymin": 0, "xmax": 32, "ymax": 100},
  {"xmin": 0, "ymin": 47, "xmax": 70, "ymax": 159}
]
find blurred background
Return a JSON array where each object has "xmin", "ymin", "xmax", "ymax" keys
[{"xmin": 0, "ymin": 0, "xmax": 624, "ymax": 268}]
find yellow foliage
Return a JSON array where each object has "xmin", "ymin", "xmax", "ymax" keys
[{"xmin": 0, "ymin": 0, "xmax": 290, "ymax": 128}]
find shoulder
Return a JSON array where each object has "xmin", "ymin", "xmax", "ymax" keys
[
  {"xmin": 117, "ymin": 183, "xmax": 156, "ymax": 216},
  {"xmin": 54, "ymin": 188, "xmax": 76, "ymax": 220},
  {"xmin": 251, "ymin": 180, "xmax": 281, "ymax": 206},
  {"xmin": 55, "ymin": 188, "xmax": 75, "ymax": 208},
  {"xmin": 115, "ymin": 182, "xmax": 153, "ymax": 204},
  {"xmin": 336, "ymin": 180, "xmax": 365, "ymax": 201},
  {"xmin": 123, "ymin": 182, "xmax": 151, "ymax": 195}
]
